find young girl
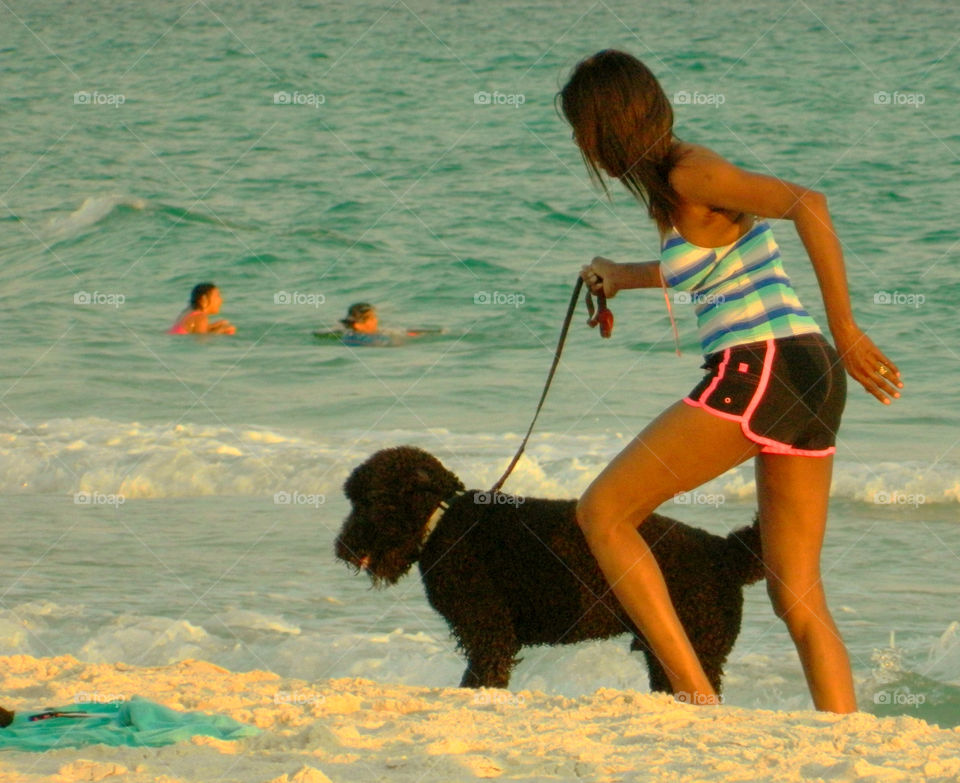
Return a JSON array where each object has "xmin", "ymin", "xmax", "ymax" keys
[
  {"xmin": 558, "ymin": 50, "xmax": 902, "ymax": 713},
  {"xmin": 168, "ymin": 282, "xmax": 236, "ymax": 335}
]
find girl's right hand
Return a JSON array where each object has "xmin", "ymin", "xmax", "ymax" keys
[
  {"xmin": 211, "ymin": 319, "xmax": 236, "ymax": 335},
  {"xmin": 580, "ymin": 256, "xmax": 621, "ymax": 298},
  {"xmin": 833, "ymin": 325, "xmax": 902, "ymax": 405}
]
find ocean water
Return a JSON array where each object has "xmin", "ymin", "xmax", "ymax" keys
[{"xmin": 1, "ymin": 0, "xmax": 958, "ymax": 724}]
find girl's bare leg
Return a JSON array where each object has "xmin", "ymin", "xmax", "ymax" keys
[
  {"xmin": 755, "ymin": 453, "xmax": 856, "ymax": 713},
  {"xmin": 576, "ymin": 400, "xmax": 760, "ymax": 702}
]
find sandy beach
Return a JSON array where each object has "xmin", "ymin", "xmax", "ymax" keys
[{"xmin": 2, "ymin": 655, "xmax": 959, "ymax": 782}]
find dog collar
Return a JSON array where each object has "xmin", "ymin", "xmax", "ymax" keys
[{"xmin": 422, "ymin": 491, "xmax": 464, "ymax": 544}]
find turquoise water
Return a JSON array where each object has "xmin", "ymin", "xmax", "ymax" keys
[{"xmin": 1, "ymin": 0, "xmax": 958, "ymax": 722}]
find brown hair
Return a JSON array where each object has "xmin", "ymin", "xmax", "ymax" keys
[
  {"xmin": 190, "ymin": 282, "xmax": 217, "ymax": 309},
  {"xmin": 340, "ymin": 302, "xmax": 375, "ymax": 328},
  {"xmin": 556, "ymin": 50, "xmax": 682, "ymax": 233}
]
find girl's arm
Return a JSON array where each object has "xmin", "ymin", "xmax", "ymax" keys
[
  {"xmin": 581, "ymin": 258, "xmax": 662, "ymax": 296},
  {"xmin": 181, "ymin": 312, "xmax": 208, "ymax": 334},
  {"xmin": 667, "ymin": 148, "xmax": 902, "ymax": 404},
  {"xmin": 208, "ymin": 319, "xmax": 236, "ymax": 334}
]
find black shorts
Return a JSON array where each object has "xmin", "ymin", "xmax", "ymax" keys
[{"xmin": 684, "ymin": 332, "xmax": 847, "ymax": 456}]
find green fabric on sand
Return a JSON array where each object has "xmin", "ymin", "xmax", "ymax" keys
[{"xmin": 0, "ymin": 697, "xmax": 259, "ymax": 752}]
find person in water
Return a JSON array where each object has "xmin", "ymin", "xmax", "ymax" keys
[
  {"xmin": 341, "ymin": 302, "xmax": 378, "ymax": 333},
  {"xmin": 558, "ymin": 50, "xmax": 902, "ymax": 713},
  {"xmin": 338, "ymin": 302, "xmax": 390, "ymax": 346},
  {"xmin": 314, "ymin": 302, "xmax": 439, "ymax": 346},
  {"xmin": 168, "ymin": 282, "xmax": 235, "ymax": 335}
]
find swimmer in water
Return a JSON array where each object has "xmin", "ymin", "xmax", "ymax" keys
[
  {"xmin": 168, "ymin": 282, "xmax": 236, "ymax": 335},
  {"xmin": 341, "ymin": 302, "xmax": 378, "ymax": 334},
  {"xmin": 338, "ymin": 302, "xmax": 391, "ymax": 346},
  {"xmin": 313, "ymin": 302, "xmax": 440, "ymax": 345}
]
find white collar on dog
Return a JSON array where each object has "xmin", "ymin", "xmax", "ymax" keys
[{"xmin": 422, "ymin": 491, "xmax": 464, "ymax": 544}]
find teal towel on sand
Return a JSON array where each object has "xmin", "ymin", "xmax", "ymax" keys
[{"xmin": 0, "ymin": 697, "xmax": 259, "ymax": 752}]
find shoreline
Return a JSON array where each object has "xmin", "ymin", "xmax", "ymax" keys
[{"xmin": 2, "ymin": 655, "xmax": 959, "ymax": 782}]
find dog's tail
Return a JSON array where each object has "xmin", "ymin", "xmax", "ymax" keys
[{"xmin": 725, "ymin": 514, "xmax": 765, "ymax": 585}]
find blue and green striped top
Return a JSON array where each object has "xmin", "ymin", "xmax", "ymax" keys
[{"xmin": 660, "ymin": 219, "xmax": 821, "ymax": 355}]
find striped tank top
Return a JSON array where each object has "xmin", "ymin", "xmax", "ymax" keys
[{"xmin": 659, "ymin": 218, "xmax": 821, "ymax": 355}]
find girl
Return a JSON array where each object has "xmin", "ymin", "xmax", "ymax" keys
[
  {"xmin": 558, "ymin": 49, "xmax": 901, "ymax": 713},
  {"xmin": 168, "ymin": 282, "xmax": 236, "ymax": 335}
]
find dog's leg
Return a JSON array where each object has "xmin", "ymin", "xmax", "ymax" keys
[
  {"xmin": 630, "ymin": 637, "xmax": 672, "ymax": 694},
  {"xmin": 459, "ymin": 638, "xmax": 520, "ymax": 689},
  {"xmin": 424, "ymin": 569, "xmax": 521, "ymax": 688},
  {"xmin": 645, "ymin": 656, "xmax": 673, "ymax": 694},
  {"xmin": 459, "ymin": 635, "xmax": 520, "ymax": 689},
  {"xmin": 452, "ymin": 604, "xmax": 520, "ymax": 688},
  {"xmin": 699, "ymin": 596, "xmax": 743, "ymax": 696}
]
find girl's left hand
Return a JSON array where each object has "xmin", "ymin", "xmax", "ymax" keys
[
  {"xmin": 580, "ymin": 256, "xmax": 621, "ymax": 298},
  {"xmin": 833, "ymin": 326, "xmax": 902, "ymax": 404}
]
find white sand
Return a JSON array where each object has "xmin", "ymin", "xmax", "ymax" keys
[{"xmin": 1, "ymin": 655, "xmax": 959, "ymax": 782}]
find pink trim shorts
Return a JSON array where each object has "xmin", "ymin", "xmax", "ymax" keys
[{"xmin": 684, "ymin": 333, "xmax": 847, "ymax": 456}]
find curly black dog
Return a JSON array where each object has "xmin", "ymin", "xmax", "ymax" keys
[{"xmin": 335, "ymin": 446, "xmax": 764, "ymax": 694}]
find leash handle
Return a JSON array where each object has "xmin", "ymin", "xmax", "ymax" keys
[
  {"xmin": 585, "ymin": 288, "xmax": 614, "ymax": 338},
  {"xmin": 489, "ymin": 276, "xmax": 585, "ymax": 495}
]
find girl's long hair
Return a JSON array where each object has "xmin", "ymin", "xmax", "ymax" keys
[{"xmin": 556, "ymin": 50, "xmax": 681, "ymax": 233}]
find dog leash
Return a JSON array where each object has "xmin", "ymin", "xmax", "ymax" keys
[
  {"xmin": 489, "ymin": 276, "xmax": 612, "ymax": 495},
  {"xmin": 585, "ymin": 285, "xmax": 614, "ymax": 338}
]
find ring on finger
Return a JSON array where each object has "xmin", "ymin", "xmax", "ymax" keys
[{"xmin": 877, "ymin": 364, "xmax": 889, "ymax": 376}]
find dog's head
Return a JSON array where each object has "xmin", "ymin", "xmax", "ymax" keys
[{"xmin": 335, "ymin": 446, "xmax": 465, "ymax": 585}]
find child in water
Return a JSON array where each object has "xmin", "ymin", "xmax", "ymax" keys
[
  {"xmin": 338, "ymin": 303, "xmax": 390, "ymax": 346},
  {"xmin": 168, "ymin": 283, "xmax": 236, "ymax": 335},
  {"xmin": 313, "ymin": 302, "xmax": 439, "ymax": 346}
]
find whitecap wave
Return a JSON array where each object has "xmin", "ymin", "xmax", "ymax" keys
[
  {"xmin": 1, "ymin": 416, "xmax": 958, "ymax": 505},
  {"xmin": 44, "ymin": 194, "xmax": 148, "ymax": 238}
]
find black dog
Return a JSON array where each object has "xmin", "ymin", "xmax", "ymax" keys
[{"xmin": 335, "ymin": 446, "xmax": 764, "ymax": 694}]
